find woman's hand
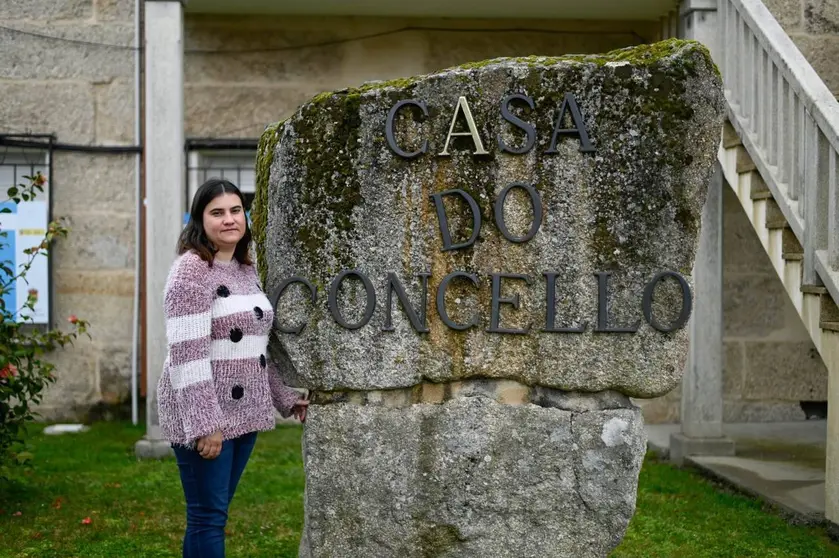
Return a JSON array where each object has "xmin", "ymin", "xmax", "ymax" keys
[
  {"xmin": 196, "ymin": 430, "xmax": 223, "ymax": 459},
  {"xmin": 292, "ymin": 399, "xmax": 309, "ymax": 423}
]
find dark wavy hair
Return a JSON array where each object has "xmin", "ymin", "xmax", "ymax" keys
[{"xmin": 177, "ymin": 178, "xmax": 253, "ymax": 266}]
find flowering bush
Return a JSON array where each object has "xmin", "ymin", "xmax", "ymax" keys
[{"xmin": 0, "ymin": 173, "xmax": 89, "ymax": 475}]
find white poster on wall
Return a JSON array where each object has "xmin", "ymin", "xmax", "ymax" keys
[{"xmin": 0, "ymin": 153, "xmax": 49, "ymax": 325}]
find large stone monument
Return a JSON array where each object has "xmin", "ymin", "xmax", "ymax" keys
[{"xmin": 253, "ymin": 39, "xmax": 724, "ymax": 557}]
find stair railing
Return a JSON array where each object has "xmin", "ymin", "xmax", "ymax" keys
[{"xmin": 718, "ymin": 0, "xmax": 839, "ymax": 300}]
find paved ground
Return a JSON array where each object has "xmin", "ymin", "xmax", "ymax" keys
[{"xmin": 646, "ymin": 421, "xmax": 827, "ymax": 525}]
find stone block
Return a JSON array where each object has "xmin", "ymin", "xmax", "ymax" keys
[
  {"xmin": 95, "ymin": 0, "xmax": 135, "ymax": 21},
  {"xmin": 763, "ymin": 0, "xmax": 804, "ymax": 30},
  {"xmin": 54, "ymin": 269, "xmax": 136, "ymax": 297},
  {"xmin": 420, "ymin": 381, "xmax": 445, "ymax": 403},
  {"xmin": 723, "ymin": 188, "xmax": 773, "ymax": 273},
  {"xmin": 36, "ymin": 342, "xmax": 99, "ymax": 421},
  {"xmin": 344, "ymin": 33, "xmax": 428, "ymax": 85},
  {"xmin": 184, "ymin": 23, "xmax": 345, "ymax": 85},
  {"xmin": 99, "ymin": 344, "xmax": 133, "ymax": 404},
  {"xmin": 52, "ymin": 291, "xmax": 134, "ymax": 343},
  {"xmin": 300, "ymin": 396, "xmax": 645, "ymax": 557},
  {"xmin": 723, "ymin": 341, "xmax": 745, "ymax": 397},
  {"xmin": 636, "ymin": 397, "xmax": 680, "ymax": 424},
  {"xmin": 632, "ymin": 378, "xmax": 681, "ymax": 423},
  {"xmin": 262, "ymin": 42, "xmax": 723, "ymax": 396},
  {"xmin": 723, "ymin": 400, "xmax": 807, "ymax": 422},
  {"xmin": 791, "ymin": 35, "xmax": 839, "ymax": 94},
  {"xmin": 51, "ymin": 212, "xmax": 136, "ymax": 269},
  {"xmin": 723, "ymin": 273, "xmax": 788, "ymax": 337},
  {"xmin": 805, "ymin": 0, "xmax": 839, "ymax": 33},
  {"xmin": 0, "ymin": 0, "xmax": 91, "ymax": 20},
  {"xmin": 743, "ymin": 341, "xmax": 828, "ymax": 400},
  {"xmin": 669, "ymin": 432, "xmax": 735, "ymax": 466},
  {"xmin": 185, "ymin": 84, "xmax": 326, "ymax": 138},
  {"xmin": 52, "ymin": 152, "xmax": 136, "ymax": 214},
  {"xmin": 0, "ymin": 82, "xmax": 94, "ymax": 143},
  {"xmin": 495, "ymin": 380, "xmax": 530, "ymax": 404},
  {"xmin": 95, "ymin": 79, "xmax": 135, "ymax": 144},
  {"xmin": 0, "ymin": 23, "xmax": 135, "ymax": 81}
]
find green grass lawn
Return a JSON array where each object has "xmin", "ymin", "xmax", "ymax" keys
[{"xmin": 1, "ymin": 422, "xmax": 837, "ymax": 557}]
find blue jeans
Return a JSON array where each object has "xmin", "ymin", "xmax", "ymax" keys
[{"xmin": 172, "ymin": 431, "xmax": 258, "ymax": 558}]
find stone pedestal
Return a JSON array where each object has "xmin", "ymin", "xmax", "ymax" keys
[{"xmin": 256, "ymin": 39, "xmax": 725, "ymax": 556}]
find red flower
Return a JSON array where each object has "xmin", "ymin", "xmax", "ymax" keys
[
  {"xmin": 0, "ymin": 364, "xmax": 18, "ymax": 379},
  {"xmin": 81, "ymin": 517, "xmax": 92, "ymax": 525},
  {"xmin": 68, "ymin": 315, "xmax": 78, "ymax": 324}
]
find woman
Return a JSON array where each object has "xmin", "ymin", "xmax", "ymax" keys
[{"xmin": 157, "ymin": 178, "xmax": 308, "ymax": 558}]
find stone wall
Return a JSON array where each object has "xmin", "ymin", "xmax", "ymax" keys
[
  {"xmin": 0, "ymin": 0, "xmax": 137, "ymax": 420},
  {"xmin": 183, "ymin": 15, "xmax": 661, "ymax": 138},
  {"xmin": 764, "ymin": 0, "xmax": 839, "ymax": 94}
]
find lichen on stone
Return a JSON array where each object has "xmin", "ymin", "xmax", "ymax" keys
[{"xmin": 252, "ymin": 120, "xmax": 284, "ymax": 288}]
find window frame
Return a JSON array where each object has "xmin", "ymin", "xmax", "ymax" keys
[{"xmin": 0, "ymin": 143, "xmax": 53, "ymax": 327}]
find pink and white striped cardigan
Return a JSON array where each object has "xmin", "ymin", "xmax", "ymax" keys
[{"xmin": 156, "ymin": 250, "xmax": 302, "ymax": 447}]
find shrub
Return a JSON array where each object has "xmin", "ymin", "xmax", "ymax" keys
[{"xmin": 0, "ymin": 172, "xmax": 89, "ymax": 475}]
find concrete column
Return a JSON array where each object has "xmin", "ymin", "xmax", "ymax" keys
[
  {"xmin": 679, "ymin": 0, "xmax": 720, "ymax": 61},
  {"xmin": 135, "ymin": 0, "xmax": 187, "ymax": 459},
  {"xmin": 667, "ymin": 0, "xmax": 735, "ymax": 467},
  {"xmin": 670, "ymin": 163, "xmax": 736, "ymax": 465}
]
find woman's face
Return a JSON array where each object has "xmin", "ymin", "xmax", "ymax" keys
[{"xmin": 203, "ymin": 192, "xmax": 246, "ymax": 251}]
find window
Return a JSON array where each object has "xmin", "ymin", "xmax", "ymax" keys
[
  {"xmin": 0, "ymin": 148, "xmax": 50, "ymax": 325},
  {"xmin": 187, "ymin": 150, "xmax": 257, "ymax": 213}
]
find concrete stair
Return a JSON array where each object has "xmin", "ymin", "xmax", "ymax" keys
[{"xmin": 719, "ymin": 123, "xmax": 839, "ymax": 360}]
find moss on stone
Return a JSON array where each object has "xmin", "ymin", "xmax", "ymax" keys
[
  {"xmin": 253, "ymin": 120, "xmax": 284, "ymax": 287},
  {"xmin": 519, "ymin": 38, "xmax": 710, "ymax": 71},
  {"xmin": 455, "ymin": 38, "xmax": 714, "ymax": 76},
  {"xmin": 419, "ymin": 524, "xmax": 462, "ymax": 556},
  {"xmin": 291, "ymin": 91, "xmax": 366, "ymax": 279}
]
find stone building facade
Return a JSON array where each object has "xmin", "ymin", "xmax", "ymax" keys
[{"xmin": 0, "ymin": 0, "xmax": 833, "ymax": 423}]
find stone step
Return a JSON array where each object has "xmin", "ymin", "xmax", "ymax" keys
[
  {"xmin": 765, "ymin": 198, "xmax": 789, "ymax": 230},
  {"xmin": 722, "ymin": 120, "xmax": 742, "ymax": 148},
  {"xmin": 736, "ymin": 145, "xmax": 756, "ymax": 174},
  {"xmin": 749, "ymin": 171, "xmax": 771, "ymax": 200},
  {"xmin": 782, "ymin": 228, "xmax": 804, "ymax": 261}
]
